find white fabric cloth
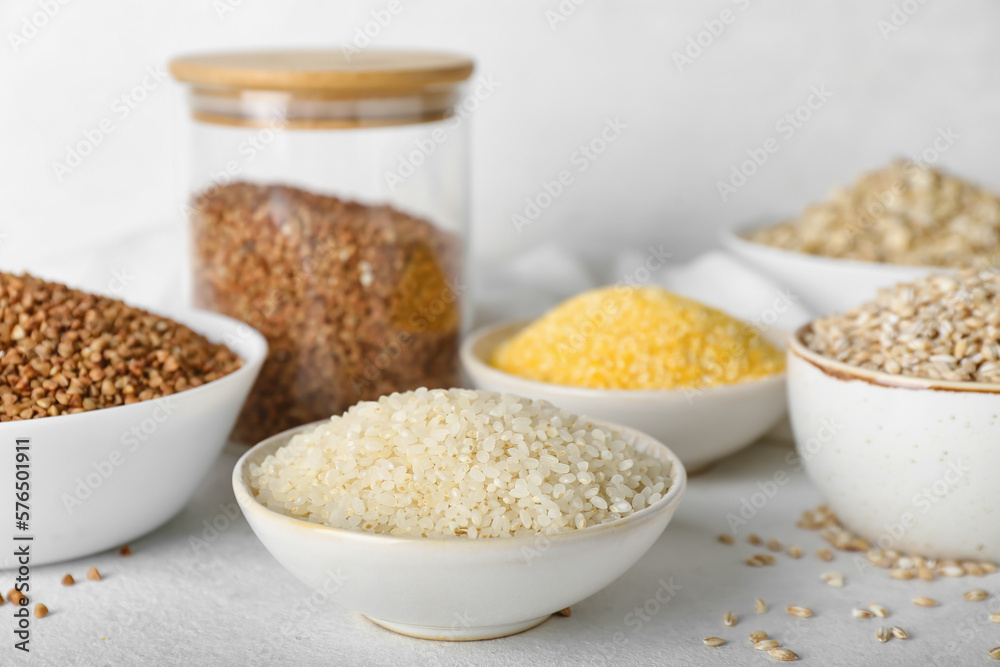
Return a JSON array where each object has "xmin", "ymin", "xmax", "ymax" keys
[{"xmin": 473, "ymin": 244, "xmax": 813, "ymax": 334}]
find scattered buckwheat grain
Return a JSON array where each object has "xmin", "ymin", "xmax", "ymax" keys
[
  {"xmin": 33, "ymin": 603, "xmax": 48, "ymax": 619},
  {"xmin": 119, "ymin": 544, "xmax": 132, "ymax": 557},
  {"xmin": 61, "ymin": 575, "xmax": 74, "ymax": 587},
  {"xmin": 87, "ymin": 567, "xmax": 101, "ymax": 581}
]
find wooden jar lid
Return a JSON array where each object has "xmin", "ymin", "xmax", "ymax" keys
[{"xmin": 169, "ymin": 49, "xmax": 475, "ymax": 93}]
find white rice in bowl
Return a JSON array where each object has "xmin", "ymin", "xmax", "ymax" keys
[{"xmin": 248, "ymin": 388, "xmax": 673, "ymax": 538}]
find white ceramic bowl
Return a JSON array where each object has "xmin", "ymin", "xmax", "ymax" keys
[
  {"xmin": 788, "ymin": 326, "xmax": 1000, "ymax": 561},
  {"xmin": 233, "ymin": 418, "xmax": 687, "ymax": 641},
  {"xmin": 720, "ymin": 226, "xmax": 936, "ymax": 315},
  {"xmin": 0, "ymin": 309, "xmax": 266, "ymax": 568},
  {"xmin": 461, "ymin": 320, "xmax": 787, "ymax": 473}
]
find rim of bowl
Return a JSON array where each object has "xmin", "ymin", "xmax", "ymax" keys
[
  {"xmin": 789, "ymin": 322, "xmax": 1000, "ymax": 394},
  {"xmin": 233, "ymin": 415, "xmax": 688, "ymax": 547},
  {"xmin": 0, "ymin": 307, "xmax": 268, "ymax": 430},
  {"xmin": 460, "ymin": 318, "xmax": 787, "ymax": 401},
  {"xmin": 719, "ymin": 224, "xmax": 953, "ymax": 275}
]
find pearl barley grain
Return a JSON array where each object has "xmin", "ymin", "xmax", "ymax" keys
[
  {"xmin": 804, "ymin": 270, "xmax": 1000, "ymax": 384},
  {"xmin": 748, "ymin": 161, "xmax": 1000, "ymax": 269}
]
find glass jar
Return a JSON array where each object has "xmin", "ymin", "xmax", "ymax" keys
[{"xmin": 170, "ymin": 50, "xmax": 473, "ymax": 443}]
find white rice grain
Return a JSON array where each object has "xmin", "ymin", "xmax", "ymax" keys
[{"xmin": 249, "ymin": 388, "xmax": 671, "ymax": 538}]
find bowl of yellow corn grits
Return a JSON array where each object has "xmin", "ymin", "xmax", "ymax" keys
[{"xmin": 461, "ymin": 286, "xmax": 787, "ymax": 472}]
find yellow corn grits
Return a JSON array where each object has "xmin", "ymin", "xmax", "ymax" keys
[{"xmin": 490, "ymin": 285, "xmax": 785, "ymax": 390}]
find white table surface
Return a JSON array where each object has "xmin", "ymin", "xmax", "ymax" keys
[{"xmin": 8, "ymin": 438, "xmax": 999, "ymax": 667}]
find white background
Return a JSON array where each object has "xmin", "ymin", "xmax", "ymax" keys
[{"xmin": 1, "ymin": 0, "xmax": 999, "ymax": 306}]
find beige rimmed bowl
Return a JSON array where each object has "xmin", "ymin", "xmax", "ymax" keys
[
  {"xmin": 788, "ymin": 325, "xmax": 1000, "ymax": 561},
  {"xmin": 233, "ymin": 417, "xmax": 686, "ymax": 641},
  {"xmin": 461, "ymin": 319, "xmax": 787, "ymax": 473}
]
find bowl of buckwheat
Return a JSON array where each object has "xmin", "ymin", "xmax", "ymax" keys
[
  {"xmin": 0, "ymin": 272, "xmax": 266, "ymax": 567},
  {"xmin": 721, "ymin": 159, "xmax": 1000, "ymax": 314},
  {"xmin": 787, "ymin": 269, "xmax": 1000, "ymax": 563}
]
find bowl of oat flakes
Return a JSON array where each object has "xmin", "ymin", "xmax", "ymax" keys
[
  {"xmin": 787, "ymin": 270, "xmax": 1000, "ymax": 562},
  {"xmin": 722, "ymin": 160, "xmax": 1000, "ymax": 314},
  {"xmin": 0, "ymin": 272, "xmax": 266, "ymax": 567}
]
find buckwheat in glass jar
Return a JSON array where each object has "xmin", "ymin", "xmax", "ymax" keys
[{"xmin": 170, "ymin": 51, "xmax": 474, "ymax": 442}]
